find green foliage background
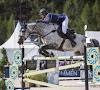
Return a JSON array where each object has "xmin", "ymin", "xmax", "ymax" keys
[
  {"xmin": 0, "ymin": 0, "xmax": 100, "ymax": 45},
  {"xmin": 0, "ymin": 48, "xmax": 8, "ymax": 89}
]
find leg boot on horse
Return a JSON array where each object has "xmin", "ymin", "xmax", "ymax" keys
[
  {"xmin": 65, "ymin": 32, "xmax": 77, "ymax": 47},
  {"xmin": 39, "ymin": 44, "xmax": 55, "ymax": 57}
]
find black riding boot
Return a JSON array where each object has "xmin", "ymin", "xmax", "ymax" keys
[{"xmin": 65, "ymin": 32, "xmax": 77, "ymax": 47}]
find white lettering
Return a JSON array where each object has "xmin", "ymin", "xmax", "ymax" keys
[{"xmin": 64, "ymin": 71, "xmax": 78, "ymax": 76}]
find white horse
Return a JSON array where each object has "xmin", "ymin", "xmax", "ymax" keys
[{"xmin": 18, "ymin": 22, "xmax": 99, "ymax": 56}]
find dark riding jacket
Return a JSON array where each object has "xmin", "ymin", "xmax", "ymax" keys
[{"xmin": 40, "ymin": 13, "xmax": 66, "ymax": 25}]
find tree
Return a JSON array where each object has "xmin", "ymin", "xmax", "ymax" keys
[
  {"xmin": 0, "ymin": 80, "xmax": 6, "ymax": 90},
  {"xmin": 92, "ymin": 0, "xmax": 100, "ymax": 30},
  {"xmin": 1, "ymin": 18, "xmax": 7, "ymax": 42},
  {"xmin": 81, "ymin": 3, "xmax": 93, "ymax": 31},
  {"xmin": 63, "ymin": 0, "xmax": 76, "ymax": 28},
  {"xmin": 0, "ymin": 48, "xmax": 8, "ymax": 90},
  {"xmin": 0, "ymin": 0, "xmax": 100, "ymax": 43},
  {"xmin": 76, "ymin": 18, "xmax": 84, "ymax": 34},
  {"xmin": 63, "ymin": 0, "xmax": 87, "ymax": 34},
  {"xmin": 0, "ymin": 16, "xmax": 3, "ymax": 45},
  {"xmin": 0, "ymin": 48, "xmax": 8, "ymax": 78},
  {"xmin": 7, "ymin": 14, "xmax": 14, "ymax": 39},
  {"xmin": 0, "ymin": 17, "xmax": 8, "ymax": 45}
]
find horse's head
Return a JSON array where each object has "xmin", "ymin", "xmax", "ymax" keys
[
  {"xmin": 18, "ymin": 21, "xmax": 41, "ymax": 45},
  {"xmin": 18, "ymin": 21, "xmax": 58, "ymax": 45},
  {"xmin": 18, "ymin": 22, "xmax": 30, "ymax": 45}
]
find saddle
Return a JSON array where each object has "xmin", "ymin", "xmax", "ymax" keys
[
  {"xmin": 57, "ymin": 26, "xmax": 76, "ymax": 39},
  {"xmin": 67, "ymin": 28, "xmax": 75, "ymax": 34}
]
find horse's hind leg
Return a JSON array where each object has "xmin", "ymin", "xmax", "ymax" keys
[
  {"xmin": 39, "ymin": 46, "xmax": 51, "ymax": 57},
  {"xmin": 39, "ymin": 44, "xmax": 56, "ymax": 57}
]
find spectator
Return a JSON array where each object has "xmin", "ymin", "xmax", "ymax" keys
[
  {"xmin": 67, "ymin": 61, "xmax": 70, "ymax": 65},
  {"xmin": 40, "ymin": 63, "xmax": 45, "ymax": 70},
  {"xmin": 59, "ymin": 62, "xmax": 63, "ymax": 66},
  {"xmin": 63, "ymin": 60, "xmax": 67, "ymax": 65},
  {"xmin": 40, "ymin": 61, "xmax": 43, "ymax": 68}
]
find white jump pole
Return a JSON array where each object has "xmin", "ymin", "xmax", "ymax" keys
[{"xmin": 23, "ymin": 56, "xmax": 84, "ymax": 61}]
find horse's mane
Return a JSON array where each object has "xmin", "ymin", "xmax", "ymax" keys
[{"xmin": 27, "ymin": 21, "xmax": 58, "ymax": 27}]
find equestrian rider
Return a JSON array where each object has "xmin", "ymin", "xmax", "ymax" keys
[{"xmin": 37, "ymin": 8, "xmax": 76, "ymax": 47}]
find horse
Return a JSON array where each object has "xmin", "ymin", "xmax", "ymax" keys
[{"xmin": 18, "ymin": 22, "xmax": 99, "ymax": 56}]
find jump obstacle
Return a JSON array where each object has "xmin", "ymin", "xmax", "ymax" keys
[
  {"xmin": 23, "ymin": 62, "xmax": 83, "ymax": 76},
  {"xmin": 23, "ymin": 56, "xmax": 84, "ymax": 61},
  {"xmin": 5, "ymin": 45, "xmax": 100, "ymax": 90}
]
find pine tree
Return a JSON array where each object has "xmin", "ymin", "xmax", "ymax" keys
[
  {"xmin": 0, "ymin": 0, "xmax": 100, "ymax": 39},
  {"xmin": 92, "ymin": 0, "xmax": 100, "ymax": 30},
  {"xmin": 1, "ymin": 18, "xmax": 7, "ymax": 42},
  {"xmin": 0, "ymin": 16, "xmax": 3, "ymax": 45},
  {"xmin": 7, "ymin": 14, "xmax": 14, "ymax": 39},
  {"xmin": 0, "ymin": 48, "xmax": 8, "ymax": 65},
  {"xmin": 76, "ymin": 18, "xmax": 84, "ymax": 34},
  {"xmin": 0, "ymin": 17, "xmax": 8, "ymax": 45},
  {"xmin": 63, "ymin": 0, "xmax": 97, "ymax": 34},
  {"xmin": 0, "ymin": 48, "xmax": 8, "ymax": 90},
  {"xmin": 0, "ymin": 48, "xmax": 8, "ymax": 78},
  {"xmin": 81, "ymin": 3, "xmax": 93, "ymax": 31},
  {"xmin": 63, "ymin": 0, "xmax": 76, "ymax": 28}
]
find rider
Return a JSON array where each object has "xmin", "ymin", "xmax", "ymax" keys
[{"xmin": 37, "ymin": 8, "xmax": 76, "ymax": 47}]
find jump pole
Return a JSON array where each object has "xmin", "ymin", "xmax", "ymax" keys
[
  {"xmin": 23, "ymin": 62, "xmax": 83, "ymax": 77},
  {"xmin": 23, "ymin": 79, "xmax": 74, "ymax": 90},
  {"xmin": 23, "ymin": 56, "xmax": 84, "ymax": 61},
  {"xmin": 22, "ymin": 42, "xmax": 88, "ymax": 90}
]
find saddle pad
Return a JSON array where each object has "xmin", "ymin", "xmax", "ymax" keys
[{"xmin": 57, "ymin": 26, "xmax": 65, "ymax": 38}]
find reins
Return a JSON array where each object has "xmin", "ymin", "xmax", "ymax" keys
[
  {"xmin": 41, "ymin": 23, "xmax": 57, "ymax": 38},
  {"xmin": 41, "ymin": 30, "xmax": 57, "ymax": 38}
]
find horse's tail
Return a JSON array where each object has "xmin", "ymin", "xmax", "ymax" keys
[{"xmin": 91, "ymin": 39, "xmax": 99, "ymax": 47}]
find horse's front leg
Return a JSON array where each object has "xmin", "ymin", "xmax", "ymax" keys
[{"xmin": 39, "ymin": 44, "xmax": 57, "ymax": 57}]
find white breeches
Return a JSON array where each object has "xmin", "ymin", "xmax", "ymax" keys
[{"xmin": 62, "ymin": 16, "xmax": 69, "ymax": 34}]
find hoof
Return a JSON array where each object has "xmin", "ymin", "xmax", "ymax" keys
[{"xmin": 49, "ymin": 52, "xmax": 54, "ymax": 57}]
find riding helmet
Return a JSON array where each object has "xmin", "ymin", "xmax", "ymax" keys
[{"xmin": 39, "ymin": 8, "xmax": 48, "ymax": 15}]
